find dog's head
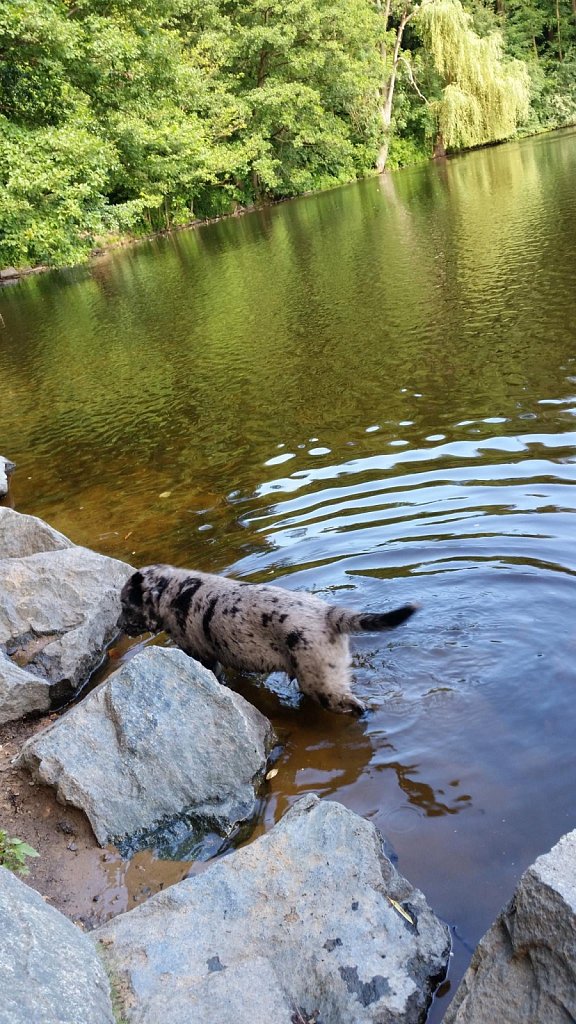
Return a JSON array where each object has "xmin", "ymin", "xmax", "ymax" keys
[{"xmin": 117, "ymin": 566, "xmax": 167, "ymax": 637}]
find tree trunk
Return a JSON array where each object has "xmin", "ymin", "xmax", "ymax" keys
[
  {"xmin": 433, "ymin": 132, "xmax": 446, "ymax": 158},
  {"xmin": 376, "ymin": 11, "xmax": 408, "ymax": 172},
  {"xmin": 556, "ymin": 0, "xmax": 563, "ymax": 60}
]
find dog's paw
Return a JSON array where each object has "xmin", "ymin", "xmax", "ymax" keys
[{"xmin": 335, "ymin": 694, "xmax": 367, "ymax": 716}]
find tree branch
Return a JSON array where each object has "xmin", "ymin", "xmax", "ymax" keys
[{"xmin": 398, "ymin": 54, "xmax": 429, "ymax": 103}]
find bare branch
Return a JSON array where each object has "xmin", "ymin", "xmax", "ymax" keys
[{"xmin": 398, "ymin": 54, "xmax": 429, "ymax": 103}]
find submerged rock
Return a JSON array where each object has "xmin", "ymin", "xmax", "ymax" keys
[
  {"xmin": 97, "ymin": 794, "xmax": 450, "ymax": 1024},
  {"xmin": 444, "ymin": 829, "xmax": 576, "ymax": 1023},
  {"xmin": 0, "ymin": 508, "xmax": 132, "ymax": 724},
  {"xmin": 20, "ymin": 646, "xmax": 275, "ymax": 853},
  {"xmin": 0, "ymin": 866, "xmax": 114, "ymax": 1024},
  {"xmin": 0, "ymin": 456, "xmax": 15, "ymax": 497}
]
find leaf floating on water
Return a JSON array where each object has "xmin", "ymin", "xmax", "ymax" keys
[
  {"xmin": 387, "ymin": 896, "xmax": 415, "ymax": 925},
  {"xmin": 159, "ymin": 491, "xmax": 172, "ymax": 499},
  {"xmin": 266, "ymin": 768, "xmax": 279, "ymax": 780}
]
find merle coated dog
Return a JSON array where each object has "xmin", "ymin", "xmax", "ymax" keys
[{"xmin": 117, "ymin": 564, "xmax": 418, "ymax": 714}]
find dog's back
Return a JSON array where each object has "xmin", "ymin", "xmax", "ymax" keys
[{"xmin": 119, "ymin": 564, "xmax": 417, "ymax": 714}]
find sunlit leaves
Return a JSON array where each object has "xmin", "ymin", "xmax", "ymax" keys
[
  {"xmin": 0, "ymin": 0, "xmax": 574, "ymax": 268},
  {"xmin": 0, "ymin": 115, "xmax": 115, "ymax": 266},
  {"xmin": 416, "ymin": 0, "xmax": 531, "ymax": 147}
]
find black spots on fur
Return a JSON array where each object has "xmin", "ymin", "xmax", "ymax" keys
[
  {"xmin": 261, "ymin": 613, "xmax": 271, "ymax": 627},
  {"xmin": 323, "ymin": 938, "xmax": 343, "ymax": 952},
  {"xmin": 279, "ymin": 613, "xmax": 288, "ymax": 623},
  {"xmin": 326, "ymin": 605, "xmax": 348, "ymax": 636},
  {"xmin": 317, "ymin": 693, "xmax": 332, "ymax": 710},
  {"xmin": 172, "ymin": 577, "xmax": 203, "ymax": 629},
  {"xmin": 271, "ymin": 597, "xmax": 279, "ymax": 604},
  {"xmin": 202, "ymin": 596, "xmax": 219, "ymax": 643},
  {"xmin": 148, "ymin": 576, "xmax": 169, "ymax": 609},
  {"xmin": 230, "ymin": 604, "xmax": 241, "ymax": 617},
  {"xmin": 286, "ymin": 629, "xmax": 306, "ymax": 650}
]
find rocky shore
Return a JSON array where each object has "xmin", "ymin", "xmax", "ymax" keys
[{"xmin": 1, "ymin": 469, "xmax": 575, "ymax": 1023}]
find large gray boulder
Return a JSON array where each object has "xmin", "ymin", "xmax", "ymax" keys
[
  {"xmin": 444, "ymin": 829, "xmax": 576, "ymax": 1023},
  {"xmin": 0, "ymin": 505, "xmax": 72, "ymax": 557},
  {"xmin": 0, "ymin": 866, "xmax": 114, "ymax": 1024},
  {"xmin": 20, "ymin": 646, "xmax": 275, "ymax": 854},
  {"xmin": 97, "ymin": 794, "xmax": 450, "ymax": 1024},
  {"xmin": 0, "ymin": 508, "xmax": 133, "ymax": 724},
  {"xmin": 0, "ymin": 456, "xmax": 15, "ymax": 497}
]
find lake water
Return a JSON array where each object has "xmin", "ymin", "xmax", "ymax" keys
[{"xmin": 2, "ymin": 126, "xmax": 576, "ymax": 1019}]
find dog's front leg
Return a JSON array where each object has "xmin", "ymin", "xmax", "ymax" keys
[{"xmin": 180, "ymin": 645, "xmax": 223, "ymax": 680}]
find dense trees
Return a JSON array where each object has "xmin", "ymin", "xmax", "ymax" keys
[{"xmin": 0, "ymin": 0, "xmax": 574, "ymax": 269}]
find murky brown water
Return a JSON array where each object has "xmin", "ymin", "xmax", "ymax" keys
[{"xmin": 2, "ymin": 126, "xmax": 576, "ymax": 1018}]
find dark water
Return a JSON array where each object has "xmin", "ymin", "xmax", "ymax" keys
[{"xmin": 2, "ymin": 127, "xmax": 576, "ymax": 1018}]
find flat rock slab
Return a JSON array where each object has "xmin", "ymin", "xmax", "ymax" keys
[
  {"xmin": 20, "ymin": 647, "xmax": 275, "ymax": 854},
  {"xmin": 97, "ymin": 794, "xmax": 450, "ymax": 1024},
  {"xmin": 0, "ymin": 866, "xmax": 114, "ymax": 1024},
  {"xmin": 0, "ymin": 508, "xmax": 133, "ymax": 724},
  {"xmin": 444, "ymin": 828, "xmax": 576, "ymax": 1023}
]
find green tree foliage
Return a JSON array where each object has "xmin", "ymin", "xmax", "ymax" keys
[
  {"xmin": 417, "ymin": 0, "xmax": 531, "ymax": 148},
  {"xmin": 501, "ymin": 0, "xmax": 576, "ymax": 126},
  {"xmin": 0, "ymin": 0, "xmax": 384, "ymax": 266},
  {"xmin": 0, "ymin": 0, "xmax": 574, "ymax": 269}
]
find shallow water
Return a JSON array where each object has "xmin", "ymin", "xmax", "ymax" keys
[{"xmin": 2, "ymin": 126, "xmax": 576, "ymax": 1017}]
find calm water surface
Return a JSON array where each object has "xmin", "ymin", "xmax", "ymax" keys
[{"xmin": 2, "ymin": 126, "xmax": 576, "ymax": 1018}]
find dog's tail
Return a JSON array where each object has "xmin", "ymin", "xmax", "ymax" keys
[{"xmin": 327, "ymin": 602, "xmax": 419, "ymax": 635}]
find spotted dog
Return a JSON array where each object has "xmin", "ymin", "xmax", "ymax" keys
[{"xmin": 117, "ymin": 564, "xmax": 418, "ymax": 714}]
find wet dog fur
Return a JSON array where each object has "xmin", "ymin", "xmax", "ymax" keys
[{"xmin": 118, "ymin": 564, "xmax": 418, "ymax": 714}]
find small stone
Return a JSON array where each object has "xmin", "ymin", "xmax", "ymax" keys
[{"xmin": 57, "ymin": 821, "xmax": 76, "ymax": 836}]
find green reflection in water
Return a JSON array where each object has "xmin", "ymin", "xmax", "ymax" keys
[{"xmin": 1, "ymin": 127, "xmax": 576, "ymax": 1007}]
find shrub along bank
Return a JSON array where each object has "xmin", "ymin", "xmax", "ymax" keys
[{"xmin": 1, "ymin": 0, "xmax": 575, "ymax": 270}]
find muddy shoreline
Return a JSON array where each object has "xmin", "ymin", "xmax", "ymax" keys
[{"xmin": 0, "ymin": 711, "xmax": 197, "ymax": 928}]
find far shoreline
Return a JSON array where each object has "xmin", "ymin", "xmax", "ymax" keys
[{"xmin": 2, "ymin": 121, "xmax": 574, "ymax": 287}]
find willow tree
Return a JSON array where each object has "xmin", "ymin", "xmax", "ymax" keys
[
  {"xmin": 417, "ymin": 0, "xmax": 531, "ymax": 150},
  {"xmin": 375, "ymin": 0, "xmax": 531, "ymax": 170}
]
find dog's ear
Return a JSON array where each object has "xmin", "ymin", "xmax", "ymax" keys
[{"xmin": 124, "ymin": 570, "xmax": 144, "ymax": 607}]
